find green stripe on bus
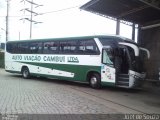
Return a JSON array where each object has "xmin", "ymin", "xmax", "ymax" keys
[{"xmin": 19, "ymin": 61, "xmax": 101, "ymax": 81}]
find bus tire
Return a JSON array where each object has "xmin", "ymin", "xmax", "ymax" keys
[
  {"xmin": 22, "ymin": 67, "xmax": 30, "ymax": 79},
  {"xmin": 89, "ymin": 73, "xmax": 101, "ymax": 89}
]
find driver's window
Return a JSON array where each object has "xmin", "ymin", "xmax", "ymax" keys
[{"xmin": 102, "ymin": 47, "xmax": 114, "ymax": 65}]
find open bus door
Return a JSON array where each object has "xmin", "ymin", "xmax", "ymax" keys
[
  {"xmin": 101, "ymin": 45, "xmax": 130, "ymax": 85},
  {"xmin": 101, "ymin": 47, "xmax": 116, "ymax": 85}
]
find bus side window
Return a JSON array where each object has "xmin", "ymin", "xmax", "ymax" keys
[
  {"xmin": 12, "ymin": 43, "xmax": 18, "ymax": 53},
  {"xmin": 59, "ymin": 41, "xmax": 66, "ymax": 53},
  {"xmin": 49, "ymin": 42, "xmax": 59, "ymax": 53},
  {"xmin": 6, "ymin": 43, "xmax": 12, "ymax": 53},
  {"xmin": 43, "ymin": 41, "xmax": 59, "ymax": 54},
  {"xmin": 68, "ymin": 41, "xmax": 77, "ymax": 53},
  {"xmin": 78, "ymin": 39, "xmax": 99, "ymax": 55},
  {"xmin": 60, "ymin": 40, "xmax": 77, "ymax": 54},
  {"xmin": 17, "ymin": 43, "xmax": 29, "ymax": 54},
  {"xmin": 29, "ymin": 42, "xmax": 42, "ymax": 54}
]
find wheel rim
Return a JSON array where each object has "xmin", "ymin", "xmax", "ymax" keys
[
  {"xmin": 23, "ymin": 70, "xmax": 28, "ymax": 78},
  {"xmin": 90, "ymin": 76, "xmax": 97, "ymax": 86}
]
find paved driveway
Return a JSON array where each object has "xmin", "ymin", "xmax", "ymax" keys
[{"xmin": 0, "ymin": 69, "xmax": 160, "ymax": 115}]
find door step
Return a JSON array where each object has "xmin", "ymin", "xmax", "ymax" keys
[{"xmin": 117, "ymin": 74, "xmax": 129, "ymax": 87}]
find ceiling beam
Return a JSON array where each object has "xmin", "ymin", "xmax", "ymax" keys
[
  {"xmin": 80, "ymin": 0, "xmax": 99, "ymax": 10},
  {"xmin": 117, "ymin": 5, "xmax": 149, "ymax": 18},
  {"xmin": 139, "ymin": 0, "xmax": 160, "ymax": 10}
]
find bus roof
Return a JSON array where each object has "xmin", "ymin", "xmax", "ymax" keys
[{"xmin": 7, "ymin": 35, "xmax": 137, "ymax": 44}]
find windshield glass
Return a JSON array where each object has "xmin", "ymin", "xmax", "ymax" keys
[
  {"xmin": 126, "ymin": 46, "xmax": 135, "ymax": 62},
  {"xmin": 99, "ymin": 39, "xmax": 118, "ymax": 48},
  {"xmin": 102, "ymin": 48, "xmax": 114, "ymax": 66},
  {"xmin": 100, "ymin": 37, "xmax": 148, "ymax": 73},
  {"xmin": 127, "ymin": 46, "xmax": 147, "ymax": 72}
]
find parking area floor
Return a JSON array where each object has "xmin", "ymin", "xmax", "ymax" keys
[{"xmin": 0, "ymin": 68, "xmax": 160, "ymax": 115}]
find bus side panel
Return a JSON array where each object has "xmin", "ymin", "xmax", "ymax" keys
[
  {"xmin": 5, "ymin": 53, "xmax": 101, "ymax": 82},
  {"xmin": 20, "ymin": 62, "xmax": 100, "ymax": 82}
]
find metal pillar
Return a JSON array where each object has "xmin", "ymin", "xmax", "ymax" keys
[
  {"xmin": 20, "ymin": 0, "xmax": 43, "ymax": 39},
  {"xmin": 132, "ymin": 23, "xmax": 135, "ymax": 41},
  {"xmin": 30, "ymin": 0, "xmax": 33, "ymax": 39},
  {"xmin": 6, "ymin": 0, "xmax": 10, "ymax": 42},
  {"xmin": 116, "ymin": 19, "xmax": 120, "ymax": 35}
]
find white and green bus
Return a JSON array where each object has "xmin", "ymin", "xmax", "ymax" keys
[{"xmin": 5, "ymin": 35, "xmax": 150, "ymax": 89}]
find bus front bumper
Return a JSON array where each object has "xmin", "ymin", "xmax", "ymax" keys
[{"xmin": 128, "ymin": 70, "xmax": 146, "ymax": 88}]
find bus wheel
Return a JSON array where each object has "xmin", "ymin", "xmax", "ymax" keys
[
  {"xmin": 89, "ymin": 73, "xmax": 101, "ymax": 89},
  {"xmin": 22, "ymin": 67, "xmax": 30, "ymax": 79}
]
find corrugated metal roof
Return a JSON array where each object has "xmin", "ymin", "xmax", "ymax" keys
[{"xmin": 80, "ymin": 0, "xmax": 160, "ymax": 25}]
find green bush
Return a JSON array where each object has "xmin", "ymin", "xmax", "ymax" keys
[{"xmin": 0, "ymin": 52, "xmax": 4, "ymax": 68}]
